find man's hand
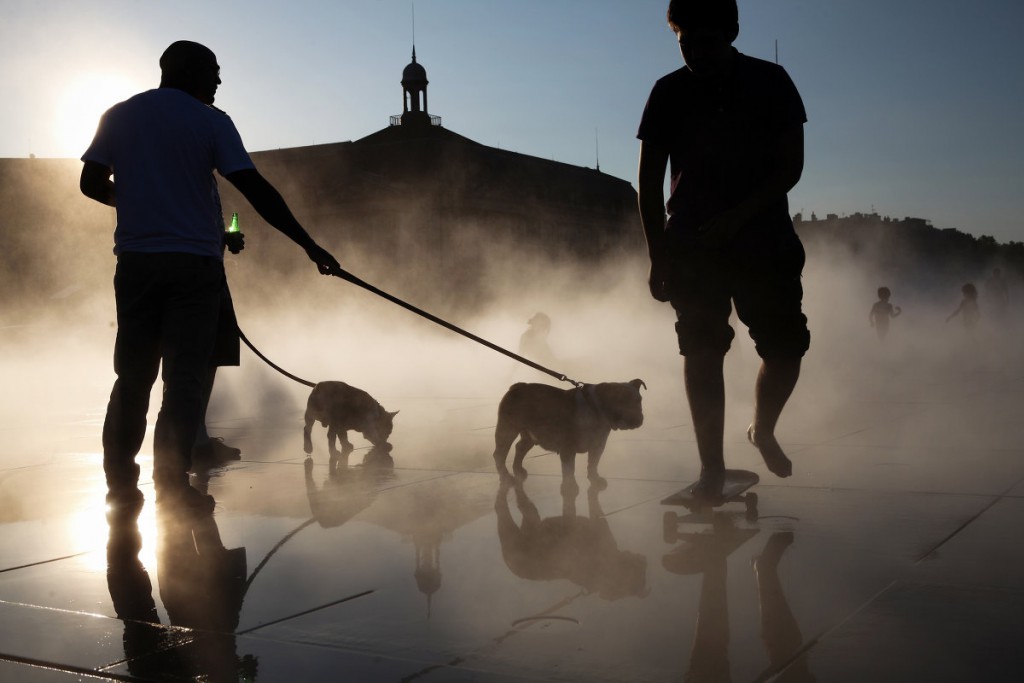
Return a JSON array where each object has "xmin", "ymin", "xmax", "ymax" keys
[
  {"xmin": 225, "ymin": 232, "xmax": 245, "ymax": 255},
  {"xmin": 305, "ymin": 243, "xmax": 343, "ymax": 277},
  {"xmin": 649, "ymin": 257, "xmax": 671, "ymax": 302}
]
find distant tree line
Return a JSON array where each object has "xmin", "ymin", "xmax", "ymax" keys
[{"xmin": 794, "ymin": 212, "xmax": 1024, "ymax": 294}]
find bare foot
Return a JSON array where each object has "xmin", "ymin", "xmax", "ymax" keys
[
  {"xmin": 691, "ymin": 468, "xmax": 725, "ymax": 504},
  {"xmin": 747, "ymin": 425, "xmax": 793, "ymax": 478}
]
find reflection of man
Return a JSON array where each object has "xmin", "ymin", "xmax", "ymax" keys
[
  {"xmin": 638, "ymin": 0, "xmax": 809, "ymax": 500},
  {"xmin": 81, "ymin": 40, "xmax": 342, "ymax": 515},
  {"xmin": 106, "ymin": 506, "xmax": 253, "ymax": 680},
  {"xmin": 158, "ymin": 512, "xmax": 250, "ymax": 679},
  {"xmin": 663, "ymin": 520, "xmax": 813, "ymax": 681}
]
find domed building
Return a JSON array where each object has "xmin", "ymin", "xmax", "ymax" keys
[
  {"xmin": 220, "ymin": 46, "xmax": 642, "ymax": 306},
  {"xmin": 0, "ymin": 47, "xmax": 643, "ymax": 313}
]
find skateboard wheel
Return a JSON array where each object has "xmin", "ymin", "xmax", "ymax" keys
[{"xmin": 744, "ymin": 492, "xmax": 759, "ymax": 522}]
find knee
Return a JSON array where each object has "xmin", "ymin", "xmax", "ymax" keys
[{"xmin": 675, "ymin": 318, "xmax": 734, "ymax": 357}]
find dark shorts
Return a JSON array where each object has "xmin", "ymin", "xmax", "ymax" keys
[
  {"xmin": 210, "ymin": 286, "xmax": 240, "ymax": 367},
  {"xmin": 666, "ymin": 234, "xmax": 810, "ymax": 359}
]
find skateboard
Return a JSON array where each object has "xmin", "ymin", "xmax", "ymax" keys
[{"xmin": 662, "ymin": 469, "xmax": 760, "ymax": 537}]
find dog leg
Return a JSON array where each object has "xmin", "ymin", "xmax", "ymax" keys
[
  {"xmin": 327, "ymin": 425, "xmax": 340, "ymax": 460},
  {"xmin": 586, "ymin": 435, "xmax": 609, "ymax": 491},
  {"xmin": 339, "ymin": 431, "xmax": 354, "ymax": 454},
  {"xmin": 493, "ymin": 422, "xmax": 518, "ymax": 480},
  {"xmin": 512, "ymin": 434, "xmax": 536, "ymax": 480},
  {"xmin": 559, "ymin": 450, "xmax": 580, "ymax": 498},
  {"xmin": 303, "ymin": 411, "xmax": 315, "ymax": 454}
]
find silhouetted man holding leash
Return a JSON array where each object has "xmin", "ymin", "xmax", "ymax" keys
[
  {"xmin": 81, "ymin": 40, "xmax": 342, "ymax": 515},
  {"xmin": 637, "ymin": 0, "xmax": 810, "ymax": 500}
]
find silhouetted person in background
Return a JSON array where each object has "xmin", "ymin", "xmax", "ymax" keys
[
  {"xmin": 869, "ymin": 286, "xmax": 901, "ymax": 341},
  {"xmin": 518, "ymin": 312, "xmax": 558, "ymax": 368},
  {"xmin": 946, "ymin": 283, "xmax": 980, "ymax": 331},
  {"xmin": 81, "ymin": 40, "xmax": 342, "ymax": 516},
  {"xmin": 985, "ymin": 267, "xmax": 1009, "ymax": 323},
  {"xmin": 637, "ymin": 0, "xmax": 810, "ymax": 500}
]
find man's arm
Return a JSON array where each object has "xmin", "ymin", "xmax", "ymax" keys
[
  {"xmin": 699, "ymin": 124, "xmax": 804, "ymax": 245},
  {"xmin": 225, "ymin": 168, "xmax": 342, "ymax": 276},
  {"xmin": 80, "ymin": 161, "xmax": 116, "ymax": 207},
  {"xmin": 638, "ymin": 140, "xmax": 671, "ymax": 302}
]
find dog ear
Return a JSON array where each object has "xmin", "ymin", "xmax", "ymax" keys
[{"xmin": 630, "ymin": 378, "xmax": 647, "ymax": 391}]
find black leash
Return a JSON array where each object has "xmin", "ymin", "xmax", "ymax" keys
[
  {"xmin": 237, "ymin": 269, "xmax": 584, "ymax": 389},
  {"xmin": 238, "ymin": 327, "xmax": 316, "ymax": 387},
  {"xmin": 330, "ymin": 269, "xmax": 584, "ymax": 387}
]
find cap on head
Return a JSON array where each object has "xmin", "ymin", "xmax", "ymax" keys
[{"xmin": 667, "ymin": 0, "xmax": 739, "ymax": 41}]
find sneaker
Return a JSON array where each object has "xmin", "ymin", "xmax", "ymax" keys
[{"xmin": 192, "ymin": 437, "xmax": 242, "ymax": 462}]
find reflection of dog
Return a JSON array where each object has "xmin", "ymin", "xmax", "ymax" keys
[
  {"xmin": 493, "ymin": 380, "xmax": 645, "ymax": 488},
  {"xmin": 303, "ymin": 451, "xmax": 391, "ymax": 528},
  {"xmin": 303, "ymin": 382, "xmax": 398, "ymax": 464},
  {"xmin": 495, "ymin": 479, "xmax": 647, "ymax": 600}
]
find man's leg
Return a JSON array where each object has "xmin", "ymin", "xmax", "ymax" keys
[
  {"xmin": 103, "ymin": 256, "xmax": 162, "ymax": 502},
  {"xmin": 152, "ymin": 256, "xmax": 222, "ymax": 505},
  {"xmin": 749, "ymin": 357, "xmax": 800, "ymax": 477},
  {"xmin": 684, "ymin": 351, "xmax": 727, "ymax": 495},
  {"xmin": 194, "ymin": 366, "xmax": 216, "ymax": 447},
  {"xmin": 670, "ymin": 252, "xmax": 734, "ymax": 499},
  {"xmin": 735, "ymin": 242, "xmax": 809, "ymax": 479}
]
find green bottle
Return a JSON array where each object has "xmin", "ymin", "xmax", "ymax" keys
[{"xmin": 228, "ymin": 212, "xmax": 240, "ymax": 233}]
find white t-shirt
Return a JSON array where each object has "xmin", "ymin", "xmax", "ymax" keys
[{"xmin": 82, "ymin": 88, "xmax": 255, "ymax": 259}]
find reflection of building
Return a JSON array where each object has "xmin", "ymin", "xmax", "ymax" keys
[{"xmin": 361, "ymin": 475, "xmax": 493, "ymax": 616}]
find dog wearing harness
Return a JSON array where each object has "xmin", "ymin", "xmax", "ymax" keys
[{"xmin": 492, "ymin": 379, "xmax": 646, "ymax": 490}]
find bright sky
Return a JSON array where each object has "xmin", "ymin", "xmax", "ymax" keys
[{"xmin": 3, "ymin": 0, "xmax": 1023, "ymax": 242}]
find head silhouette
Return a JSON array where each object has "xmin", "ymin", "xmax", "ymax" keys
[
  {"xmin": 667, "ymin": 0, "xmax": 739, "ymax": 76},
  {"xmin": 962, "ymin": 283, "xmax": 977, "ymax": 299},
  {"xmin": 159, "ymin": 40, "xmax": 220, "ymax": 105},
  {"xmin": 877, "ymin": 287, "xmax": 891, "ymax": 300},
  {"xmin": 667, "ymin": 0, "xmax": 739, "ymax": 40}
]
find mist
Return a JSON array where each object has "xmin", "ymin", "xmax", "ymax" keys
[{"xmin": 3, "ymin": 160, "xmax": 1023, "ymax": 492}]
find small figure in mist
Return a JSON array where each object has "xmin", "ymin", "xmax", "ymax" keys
[
  {"xmin": 518, "ymin": 312, "xmax": 559, "ymax": 368},
  {"xmin": 984, "ymin": 267, "xmax": 1009, "ymax": 322},
  {"xmin": 946, "ymin": 283, "xmax": 980, "ymax": 330},
  {"xmin": 869, "ymin": 286, "xmax": 901, "ymax": 341},
  {"xmin": 637, "ymin": 0, "xmax": 810, "ymax": 500},
  {"xmin": 81, "ymin": 40, "xmax": 342, "ymax": 516}
]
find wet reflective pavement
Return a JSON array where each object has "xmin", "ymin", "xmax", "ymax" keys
[{"xmin": 2, "ymin": 337, "xmax": 1024, "ymax": 681}]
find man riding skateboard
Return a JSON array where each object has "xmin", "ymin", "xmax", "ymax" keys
[{"xmin": 637, "ymin": 0, "xmax": 810, "ymax": 502}]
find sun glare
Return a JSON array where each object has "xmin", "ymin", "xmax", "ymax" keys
[{"xmin": 54, "ymin": 72, "xmax": 139, "ymax": 158}]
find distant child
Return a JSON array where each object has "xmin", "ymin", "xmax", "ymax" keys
[
  {"xmin": 946, "ymin": 283, "xmax": 980, "ymax": 331},
  {"xmin": 869, "ymin": 287, "xmax": 901, "ymax": 340}
]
